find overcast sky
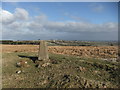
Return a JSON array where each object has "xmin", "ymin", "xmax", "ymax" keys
[{"xmin": 1, "ymin": 2, "xmax": 118, "ymax": 41}]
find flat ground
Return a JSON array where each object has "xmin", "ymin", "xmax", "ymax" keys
[
  {"xmin": 1, "ymin": 45, "xmax": 119, "ymax": 88},
  {"xmin": 2, "ymin": 45, "xmax": 118, "ymax": 59}
]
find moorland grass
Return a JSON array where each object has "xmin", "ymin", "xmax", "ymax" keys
[{"xmin": 2, "ymin": 52, "xmax": 119, "ymax": 88}]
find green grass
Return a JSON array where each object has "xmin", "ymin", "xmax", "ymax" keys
[{"xmin": 2, "ymin": 52, "xmax": 119, "ymax": 88}]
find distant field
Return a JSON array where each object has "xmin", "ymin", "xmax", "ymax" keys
[{"xmin": 1, "ymin": 45, "xmax": 118, "ymax": 59}]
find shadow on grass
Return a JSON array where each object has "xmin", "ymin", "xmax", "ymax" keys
[{"xmin": 18, "ymin": 55, "xmax": 38, "ymax": 63}]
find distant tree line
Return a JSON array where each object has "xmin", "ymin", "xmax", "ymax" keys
[
  {"xmin": 0, "ymin": 40, "xmax": 40, "ymax": 45},
  {"xmin": 0, "ymin": 40, "xmax": 118, "ymax": 46}
]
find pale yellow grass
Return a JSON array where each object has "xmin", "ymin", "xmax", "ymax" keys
[{"xmin": 1, "ymin": 44, "xmax": 118, "ymax": 58}]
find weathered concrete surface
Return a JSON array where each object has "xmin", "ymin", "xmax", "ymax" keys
[{"xmin": 38, "ymin": 40, "xmax": 49, "ymax": 61}]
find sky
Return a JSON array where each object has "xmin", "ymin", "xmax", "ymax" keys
[{"xmin": 1, "ymin": 2, "xmax": 118, "ymax": 41}]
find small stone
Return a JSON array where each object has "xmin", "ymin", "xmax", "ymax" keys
[
  {"xmin": 94, "ymin": 70, "xmax": 99, "ymax": 73},
  {"xmin": 79, "ymin": 66, "xmax": 86, "ymax": 71},
  {"xmin": 16, "ymin": 60, "xmax": 28, "ymax": 67},
  {"xmin": 42, "ymin": 63, "xmax": 50, "ymax": 67},
  {"xmin": 42, "ymin": 80, "xmax": 48, "ymax": 85},
  {"xmin": 37, "ymin": 64, "xmax": 41, "ymax": 68},
  {"xmin": 16, "ymin": 70, "xmax": 21, "ymax": 74}
]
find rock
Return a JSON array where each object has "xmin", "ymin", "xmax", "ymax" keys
[
  {"xmin": 42, "ymin": 63, "xmax": 51, "ymax": 67},
  {"xmin": 16, "ymin": 60, "xmax": 28, "ymax": 68},
  {"xmin": 37, "ymin": 64, "xmax": 41, "ymax": 68},
  {"xmin": 94, "ymin": 70, "xmax": 99, "ymax": 73},
  {"xmin": 79, "ymin": 66, "xmax": 86, "ymax": 71},
  {"xmin": 16, "ymin": 70, "xmax": 21, "ymax": 74},
  {"xmin": 42, "ymin": 80, "xmax": 48, "ymax": 85}
]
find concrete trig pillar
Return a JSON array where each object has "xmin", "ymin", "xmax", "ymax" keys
[{"xmin": 38, "ymin": 40, "xmax": 49, "ymax": 61}]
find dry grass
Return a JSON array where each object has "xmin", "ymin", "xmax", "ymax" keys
[
  {"xmin": 1, "ymin": 44, "xmax": 118, "ymax": 59},
  {"xmin": 1, "ymin": 44, "xmax": 39, "ymax": 53}
]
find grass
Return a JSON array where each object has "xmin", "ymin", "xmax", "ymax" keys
[{"xmin": 2, "ymin": 52, "xmax": 119, "ymax": 88}]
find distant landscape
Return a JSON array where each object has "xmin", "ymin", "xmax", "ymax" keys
[{"xmin": 0, "ymin": 40, "xmax": 118, "ymax": 46}]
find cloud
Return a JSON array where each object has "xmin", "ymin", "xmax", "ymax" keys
[
  {"xmin": 14, "ymin": 8, "xmax": 29, "ymax": 20},
  {"xmin": 7, "ymin": 21, "xmax": 22, "ymax": 29},
  {"xmin": 27, "ymin": 21, "xmax": 117, "ymax": 33},
  {"xmin": 1, "ymin": 8, "xmax": 118, "ymax": 40},
  {"xmin": 0, "ymin": 9, "xmax": 14, "ymax": 24},
  {"xmin": 0, "ymin": 8, "xmax": 29, "ymax": 25},
  {"xmin": 34, "ymin": 14, "xmax": 48, "ymax": 23}
]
